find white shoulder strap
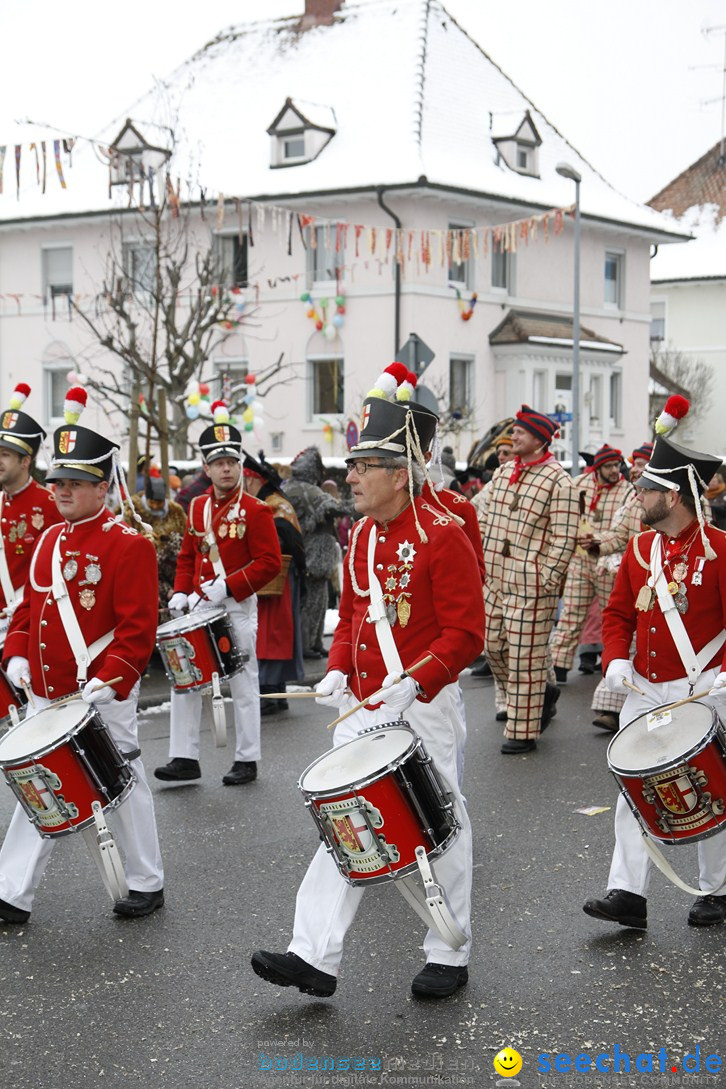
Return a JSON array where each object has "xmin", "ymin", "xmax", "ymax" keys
[
  {"xmin": 203, "ymin": 497, "xmax": 228, "ymax": 581},
  {"xmin": 0, "ymin": 492, "xmax": 17, "ymax": 607},
  {"xmin": 50, "ymin": 532, "xmax": 114, "ymax": 686},
  {"xmin": 366, "ymin": 525, "xmax": 403, "ymax": 675}
]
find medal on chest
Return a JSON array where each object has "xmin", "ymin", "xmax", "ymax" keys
[
  {"xmin": 79, "ymin": 588, "xmax": 96, "ymax": 610},
  {"xmin": 381, "ymin": 540, "xmax": 416, "ymax": 628},
  {"xmin": 635, "ymin": 584, "xmax": 655, "ymax": 612},
  {"xmin": 218, "ymin": 522, "xmax": 228, "ymax": 539},
  {"xmin": 63, "ymin": 551, "xmax": 80, "ymax": 581},
  {"xmin": 31, "ymin": 510, "xmax": 44, "ymax": 531}
]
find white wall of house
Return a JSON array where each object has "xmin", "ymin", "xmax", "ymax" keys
[
  {"xmin": 650, "ymin": 279, "xmax": 726, "ymax": 454},
  {"xmin": 0, "ymin": 190, "xmax": 654, "ymax": 466}
]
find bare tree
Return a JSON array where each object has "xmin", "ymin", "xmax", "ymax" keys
[
  {"xmin": 72, "ymin": 198, "xmax": 293, "ymax": 461},
  {"xmin": 650, "ymin": 343, "xmax": 715, "ymax": 426}
]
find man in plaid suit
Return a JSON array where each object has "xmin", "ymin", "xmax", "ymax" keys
[{"xmin": 482, "ymin": 406, "xmax": 579, "ymax": 753}]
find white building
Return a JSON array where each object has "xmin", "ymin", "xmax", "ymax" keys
[
  {"xmin": 0, "ymin": 0, "xmax": 686, "ymax": 464},
  {"xmin": 649, "ymin": 140, "xmax": 726, "ymax": 453}
]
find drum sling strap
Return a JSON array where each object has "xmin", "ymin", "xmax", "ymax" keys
[
  {"xmin": 202, "ymin": 498, "xmax": 228, "ymax": 582},
  {"xmin": 51, "ymin": 532, "xmax": 115, "ymax": 686},
  {"xmin": 633, "ymin": 535, "xmax": 726, "ymax": 895},
  {"xmin": 0, "ymin": 492, "xmax": 18, "ymax": 609},
  {"xmin": 365, "ymin": 526, "xmax": 466, "ymax": 951}
]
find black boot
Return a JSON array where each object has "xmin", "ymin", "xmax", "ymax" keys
[{"xmin": 540, "ymin": 684, "xmax": 560, "ymax": 733}]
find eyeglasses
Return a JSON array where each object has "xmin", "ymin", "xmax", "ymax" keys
[{"xmin": 344, "ymin": 459, "xmax": 392, "ymax": 475}]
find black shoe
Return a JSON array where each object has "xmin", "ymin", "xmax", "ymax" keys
[
  {"xmin": 592, "ymin": 711, "xmax": 619, "ymax": 733},
  {"xmin": 688, "ymin": 894, "xmax": 726, "ymax": 927},
  {"xmin": 540, "ymin": 683, "xmax": 560, "ymax": 733},
  {"xmin": 113, "ymin": 889, "xmax": 164, "ymax": 918},
  {"xmin": 251, "ymin": 950, "xmax": 337, "ymax": 997},
  {"xmin": 495, "ymin": 710, "xmax": 507, "ymax": 721},
  {"xmin": 277, "ymin": 699, "xmax": 289, "ymax": 711},
  {"xmin": 303, "ymin": 651, "xmax": 323, "ymax": 660},
  {"xmin": 0, "ymin": 896, "xmax": 30, "ymax": 924},
  {"xmin": 579, "ymin": 652, "xmax": 599, "ymax": 675},
  {"xmin": 154, "ymin": 758, "xmax": 201, "ymax": 782},
  {"xmin": 471, "ymin": 661, "xmax": 492, "ymax": 678},
  {"xmin": 223, "ymin": 760, "xmax": 257, "ymax": 785},
  {"xmin": 411, "ymin": 963, "xmax": 468, "ymax": 999},
  {"xmin": 260, "ymin": 701, "xmax": 278, "ymax": 717},
  {"xmin": 554, "ymin": 666, "xmax": 568, "ymax": 684},
  {"xmin": 501, "ymin": 738, "xmax": 537, "ymax": 754},
  {"xmin": 583, "ymin": 888, "xmax": 647, "ymax": 929}
]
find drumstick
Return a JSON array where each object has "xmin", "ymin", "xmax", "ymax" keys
[
  {"xmin": 326, "ymin": 655, "xmax": 434, "ymax": 730},
  {"xmin": 20, "ymin": 679, "xmax": 34, "ymax": 709},
  {"xmin": 623, "ymin": 679, "xmax": 647, "ymax": 697},
  {"xmin": 260, "ymin": 691, "xmax": 320, "ymax": 699},
  {"xmin": 53, "ymin": 677, "xmax": 126, "ymax": 708},
  {"xmin": 657, "ymin": 690, "xmax": 711, "ymax": 714}
]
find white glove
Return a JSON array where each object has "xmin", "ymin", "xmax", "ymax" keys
[
  {"xmin": 315, "ymin": 670, "xmax": 349, "ymax": 708},
  {"xmin": 706, "ymin": 671, "xmax": 726, "ymax": 708},
  {"xmin": 379, "ymin": 672, "xmax": 420, "ymax": 714},
  {"xmin": 604, "ymin": 658, "xmax": 634, "ymax": 694},
  {"xmin": 81, "ymin": 676, "xmax": 116, "ymax": 705},
  {"xmin": 201, "ymin": 577, "xmax": 228, "ymax": 605},
  {"xmin": 6, "ymin": 656, "xmax": 30, "ymax": 690},
  {"xmin": 187, "ymin": 592, "xmax": 202, "ymax": 610},
  {"xmin": 168, "ymin": 592, "xmax": 189, "ymax": 617}
]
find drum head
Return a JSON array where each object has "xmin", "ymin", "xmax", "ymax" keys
[
  {"xmin": 0, "ymin": 700, "xmax": 91, "ymax": 761},
  {"xmin": 608, "ymin": 701, "xmax": 715, "ymax": 773},
  {"xmin": 157, "ymin": 607, "xmax": 226, "ymax": 636},
  {"xmin": 301, "ymin": 726, "xmax": 415, "ymax": 793}
]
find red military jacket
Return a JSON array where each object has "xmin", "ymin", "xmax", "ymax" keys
[
  {"xmin": 174, "ymin": 486, "xmax": 281, "ymax": 601},
  {"xmin": 4, "ymin": 508, "xmax": 158, "ymax": 700},
  {"xmin": 0, "ymin": 478, "xmax": 62, "ymax": 609},
  {"xmin": 602, "ymin": 521, "xmax": 726, "ymax": 683},
  {"xmin": 423, "ymin": 482, "xmax": 485, "ymax": 584},
  {"xmin": 328, "ymin": 497, "xmax": 485, "ymax": 703}
]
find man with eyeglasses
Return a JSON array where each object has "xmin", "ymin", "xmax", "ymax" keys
[{"xmin": 252, "ymin": 392, "xmax": 484, "ymax": 1001}]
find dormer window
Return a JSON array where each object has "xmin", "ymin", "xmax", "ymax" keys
[
  {"xmin": 491, "ymin": 110, "xmax": 542, "ymax": 178},
  {"xmin": 108, "ymin": 119, "xmax": 171, "ymax": 187},
  {"xmin": 267, "ymin": 98, "xmax": 336, "ymax": 168}
]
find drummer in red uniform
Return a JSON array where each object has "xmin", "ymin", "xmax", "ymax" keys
[
  {"xmin": 0, "ymin": 387, "xmax": 165, "ymax": 923},
  {"xmin": 252, "ymin": 374, "xmax": 484, "ymax": 1000},
  {"xmin": 584, "ymin": 409, "xmax": 726, "ymax": 930},
  {"xmin": 154, "ymin": 402, "xmax": 281, "ymax": 786},
  {"xmin": 0, "ymin": 384, "xmax": 61, "ymax": 622}
]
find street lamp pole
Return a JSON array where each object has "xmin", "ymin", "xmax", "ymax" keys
[{"xmin": 556, "ymin": 162, "xmax": 581, "ymax": 477}]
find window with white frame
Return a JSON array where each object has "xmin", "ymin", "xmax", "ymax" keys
[
  {"xmin": 589, "ymin": 374, "xmax": 603, "ymax": 424},
  {"xmin": 449, "ymin": 356, "xmax": 473, "ymax": 416},
  {"xmin": 650, "ymin": 300, "xmax": 666, "ymax": 342},
  {"xmin": 122, "ymin": 241, "xmax": 157, "ymax": 299},
  {"xmin": 212, "ymin": 359, "xmax": 248, "ymax": 405},
  {"xmin": 42, "ymin": 246, "xmax": 73, "ymax": 319},
  {"xmin": 533, "ymin": 370, "xmax": 547, "ymax": 412},
  {"xmin": 44, "ymin": 363, "xmax": 73, "ymax": 425},
  {"xmin": 604, "ymin": 251, "xmax": 623, "ymax": 308},
  {"xmin": 282, "ymin": 133, "xmax": 306, "ymax": 161},
  {"xmin": 309, "ymin": 354, "xmax": 344, "ymax": 417},
  {"xmin": 491, "ymin": 244, "xmax": 514, "ymax": 293},
  {"xmin": 270, "ymin": 431, "xmax": 284, "ymax": 454},
  {"xmin": 214, "ymin": 233, "xmax": 248, "ymax": 288},
  {"xmin": 448, "ymin": 223, "xmax": 474, "ymax": 289},
  {"xmin": 307, "ymin": 225, "xmax": 344, "ymax": 286},
  {"xmin": 610, "ymin": 371, "xmax": 623, "ymax": 428}
]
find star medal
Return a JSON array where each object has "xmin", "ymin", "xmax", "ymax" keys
[
  {"xmin": 396, "ymin": 540, "xmax": 416, "ymax": 564},
  {"xmin": 673, "ymin": 562, "xmax": 688, "ymax": 582},
  {"xmin": 79, "ymin": 588, "xmax": 96, "ymax": 610},
  {"xmin": 63, "ymin": 557, "xmax": 79, "ymax": 581},
  {"xmin": 385, "ymin": 576, "xmax": 397, "ymax": 592},
  {"xmin": 84, "ymin": 562, "xmax": 102, "ymax": 584},
  {"xmin": 635, "ymin": 584, "xmax": 654, "ymax": 611},
  {"xmin": 15, "ymin": 519, "xmax": 27, "ymax": 539},
  {"xmin": 31, "ymin": 512, "xmax": 44, "ymax": 530},
  {"xmin": 218, "ymin": 522, "xmax": 228, "ymax": 538},
  {"xmin": 692, "ymin": 571, "xmax": 703, "ymax": 587},
  {"xmin": 397, "ymin": 596, "xmax": 411, "ymax": 628}
]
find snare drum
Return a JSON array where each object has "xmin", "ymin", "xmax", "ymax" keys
[
  {"xmin": 608, "ymin": 701, "xmax": 726, "ymax": 844},
  {"xmin": 299, "ymin": 724, "xmax": 459, "ymax": 885},
  {"xmin": 0, "ymin": 700, "xmax": 135, "ymax": 837},
  {"xmin": 156, "ymin": 607, "xmax": 245, "ymax": 694}
]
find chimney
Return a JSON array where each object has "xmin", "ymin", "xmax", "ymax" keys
[{"xmin": 301, "ymin": 0, "xmax": 343, "ymax": 27}]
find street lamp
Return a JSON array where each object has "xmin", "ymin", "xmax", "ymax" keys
[{"xmin": 556, "ymin": 161, "xmax": 581, "ymax": 477}]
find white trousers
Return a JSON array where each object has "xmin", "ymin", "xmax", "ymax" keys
[
  {"xmin": 169, "ymin": 597, "xmax": 261, "ymax": 763},
  {"xmin": 288, "ymin": 683, "xmax": 472, "ymax": 975},
  {"xmin": 607, "ymin": 668, "xmax": 726, "ymax": 896},
  {"xmin": 0, "ymin": 683, "xmax": 164, "ymax": 912}
]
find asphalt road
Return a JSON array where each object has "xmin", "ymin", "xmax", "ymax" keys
[{"xmin": 1, "ymin": 668, "xmax": 725, "ymax": 1089}]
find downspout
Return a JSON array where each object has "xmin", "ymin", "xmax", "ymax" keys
[{"xmin": 376, "ymin": 186, "xmax": 401, "ymax": 355}]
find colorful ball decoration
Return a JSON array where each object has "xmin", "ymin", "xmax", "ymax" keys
[{"xmin": 303, "ymin": 293, "xmax": 346, "ymax": 336}]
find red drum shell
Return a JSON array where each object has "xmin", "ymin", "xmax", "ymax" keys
[
  {"xmin": 299, "ymin": 725, "xmax": 459, "ymax": 885},
  {"xmin": 608, "ymin": 701, "xmax": 726, "ymax": 844},
  {"xmin": 156, "ymin": 608, "xmax": 244, "ymax": 693},
  {"xmin": 0, "ymin": 700, "xmax": 134, "ymax": 837}
]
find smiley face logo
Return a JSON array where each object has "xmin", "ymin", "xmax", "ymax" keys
[{"xmin": 493, "ymin": 1047, "xmax": 523, "ymax": 1078}]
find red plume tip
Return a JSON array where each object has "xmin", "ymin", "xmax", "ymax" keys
[
  {"xmin": 663, "ymin": 395, "xmax": 689, "ymax": 420},
  {"xmin": 406, "ymin": 369, "xmax": 418, "ymax": 388},
  {"xmin": 66, "ymin": 387, "xmax": 87, "ymax": 406},
  {"xmin": 210, "ymin": 400, "xmax": 226, "ymax": 413},
  {"xmin": 14, "ymin": 383, "xmax": 31, "ymax": 398},
  {"xmin": 385, "ymin": 362, "xmax": 409, "ymax": 385}
]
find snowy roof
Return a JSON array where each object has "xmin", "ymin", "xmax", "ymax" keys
[
  {"xmin": 0, "ymin": 0, "xmax": 687, "ymax": 242},
  {"xmin": 267, "ymin": 98, "xmax": 337, "ymax": 134},
  {"xmin": 489, "ymin": 309, "xmax": 624, "ymax": 353},
  {"xmin": 648, "ymin": 142, "xmax": 726, "ymax": 281}
]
